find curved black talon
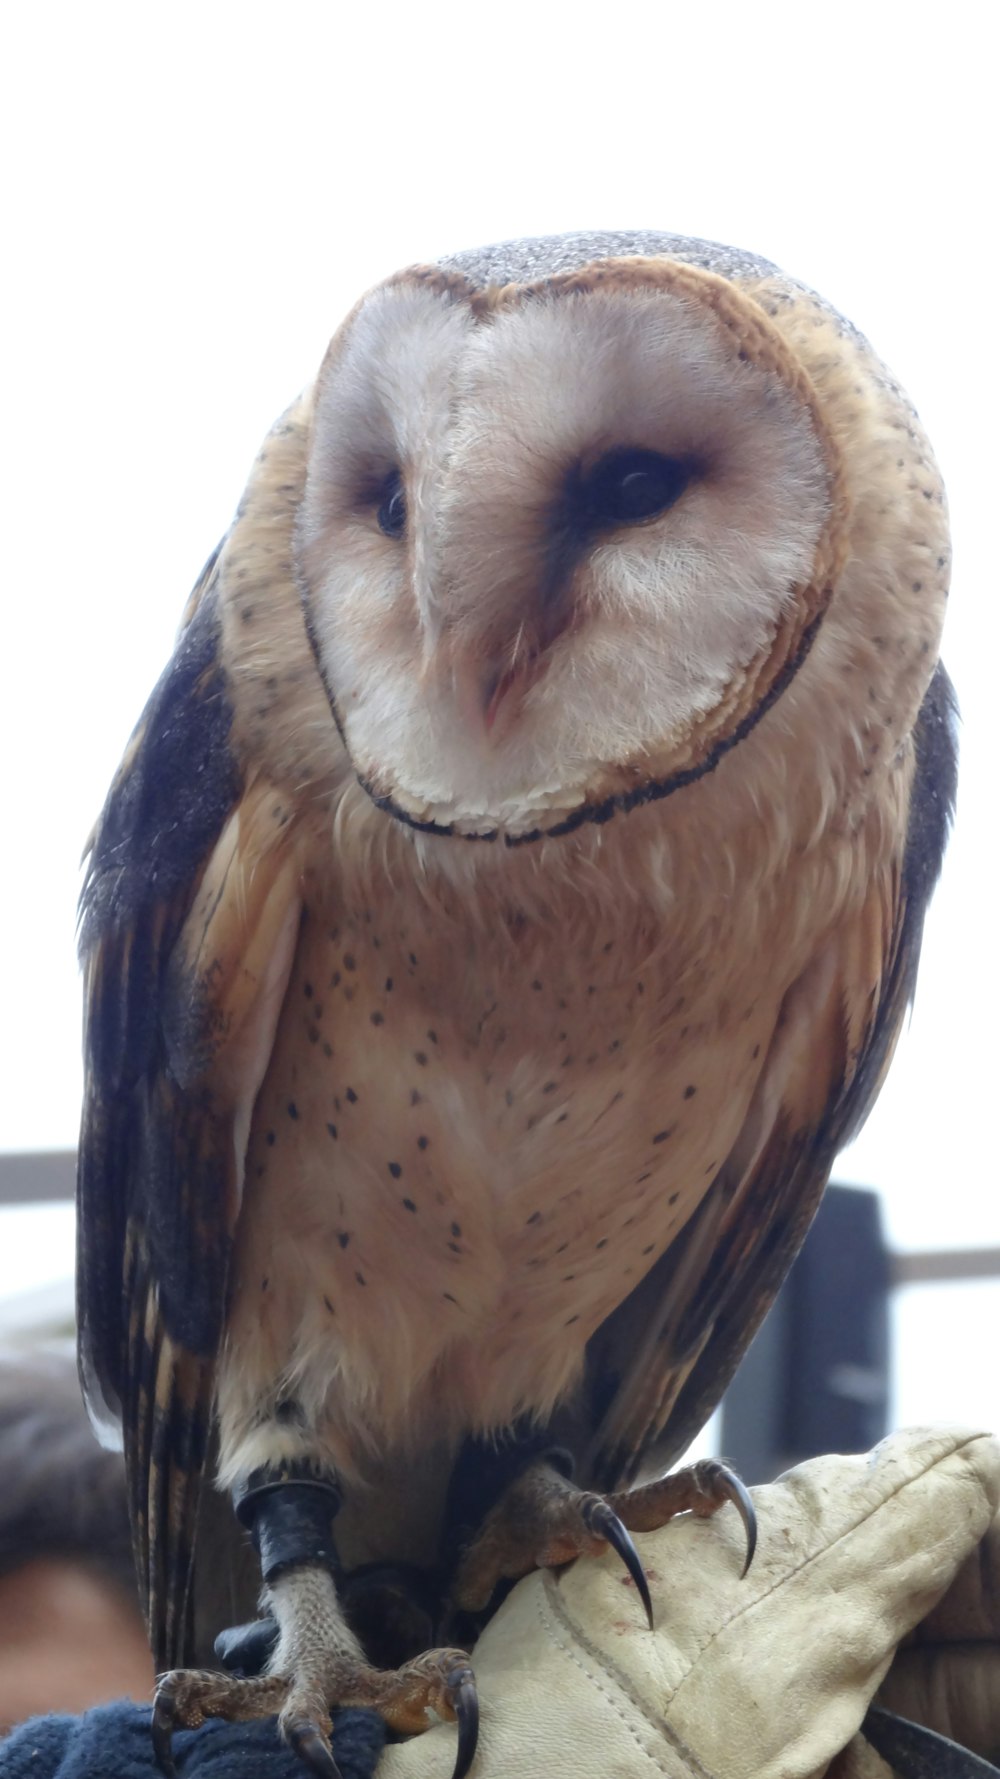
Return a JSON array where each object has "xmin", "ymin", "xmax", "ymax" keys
[
  {"xmin": 716, "ymin": 1467, "xmax": 757, "ymax": 1578},
  {"xmin": 287, "ymin": 1719, "xmax": 345, "ymax": 1779},
  {"xmin": 583, "ymin": 1497, "xmax": 654, "ymax": 1630},
  {"xmin": 449, "ymin": 1667, "xmax": 480, "ymax": 1779},
  {"xmin": 150, "ymin": 1683, "xmax": 178, "ymax": 1779}
]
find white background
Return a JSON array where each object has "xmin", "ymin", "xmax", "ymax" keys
[{"xmin": 1, "ymin": 3, "xmax": 996, "ymax": 1429}]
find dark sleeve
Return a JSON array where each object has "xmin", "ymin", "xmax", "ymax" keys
[{"xmin": 0, "ymin": 1703, "xmax": 384, "ymax": 1779}]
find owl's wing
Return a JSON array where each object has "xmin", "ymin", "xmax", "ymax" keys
[
  {"xmin": 584, "ymin": 665, "xmax": 958, "ymax": 1489},
  {"xmin": 77, "ymin": 567, "xmax": 303, "ymax": 1667}
]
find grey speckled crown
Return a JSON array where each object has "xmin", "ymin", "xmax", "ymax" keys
[{"xmin": 438, "ymin": 229, "xmax": 781, "ymax": 290}]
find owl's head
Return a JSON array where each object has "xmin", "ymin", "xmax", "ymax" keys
[{"xmin": 296, "ymin": 244, "xmax": 847, "ymax": 841}]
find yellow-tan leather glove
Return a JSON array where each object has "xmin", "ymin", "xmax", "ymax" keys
[{"xmin": 381, "ymin": 1426, "xmax": 1000, "ymax": 1779}]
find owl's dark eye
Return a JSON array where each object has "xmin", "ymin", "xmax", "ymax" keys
[
  {"xmin": 377, "ymin": 469, "xmax": 407, "ymax": 539},
  {"xmin": 580, "ymin": 448, "xmax": 693, "ymax": 529}
]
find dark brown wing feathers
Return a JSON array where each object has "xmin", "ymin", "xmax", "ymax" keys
[
  {"xmin": 77, "ymin": 579, "xmax": 243, "ymax": 1667},
  {"xmin": 584, "ymin": 665, "xmax": 958, "ymax": 1488}
]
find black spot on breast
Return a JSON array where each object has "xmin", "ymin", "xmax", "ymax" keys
[
  {"xmin": 448, "ymin": 1241, "xmax": 461, "ymax": 1255},
  {"xmin": 668, "ymin": 1191, "xmax": 680, "ymax": 1205},
  {"xmin": 427, "ymin": 1030, "xmax": 438, "ymax": 1044},
  {"xmin": 266, "ymin": 1131, "xmax": 276, "ymax": 1146},
  {"xmin": 526, "ymin": 1210, "xmax": 542, "ymax": 1225},
  {"xmin": 370, "ymin": 1011, "xmax": 384, "ymax": 1027},
  {"xmin": 595, "ymin": 1238, "xmax": 607, "ymax": 1250},
  {"xmin": 409, "ymin": 952, "xmax": 418, "ymax": 967},
  {"xmin": 414, "ymin": 1052, "xmax": 428, "ymax": 1067},
  {"xmin": 443, "ymin": 1292, "xmax": 457, "ymax": 1304},
  {"xmin": 337, "ymin": 1231, "xmax": 350, "ymax": 1248},
  {"xmin": 418, "ymin": 1135, "xmax": 430, "ymax": 1151},
  {"xmin": 327, "ymin": 1123, "xmax": 338, "ymax": 1140},
  {"xmin": 683, "ymin": 1084, "xmax": 697, "ymax": 1100},
  {"xmin": 564, "ymin": 1314, "xmax": 580, "ymax": 1327},
  {"xmin": 261, "ymin": 1277, "xmax": 269, "ymax": 1292},
  {"xmin": 531, "ymin": 980, "xmax": 543, "ymax": 991},
  {"xmin": 322, "ymin": 1042, "xmax": 333, "ymax": 1058},
  {"xmin": 385, "ymin": 978, "xmax": 394, "ymax": 992},
  {"xmin": 542, "ymin": 1081, "xmax": 556, "ymax": 1094},
  {"xmin": 450, "ymin": 1220, "xmax": 461, "ymax": 1237},
  {"xmin": 355, "ymin": 1272, "xmax": 367, "ymax": 1287},
  {"xmin": 303, "ymin": 982, "xmax": 313, "ymax": 999},
  {"xmin": 388, "ymin": 1161, "xmax": 402, "ymax": 1179},
  {"xmin": 324, "ymin": 1297, "xmax": 334, "ymax": 1315},
  {"xmin": 287, "ymin": 1102, "xmax": 299, "ymax": 1120},
  {"xmin": 346, "ymin": 1087, "xmax": 358, "ymax": 1103},
  {"xmin": 411, "ymin": 1089, "xmax": 423, "ymax": 1106},
  {"xmin": 652, "ymin": 1128, "xmax": 673, "ymax": 1144},
  {"xmin": 402, "ymin": 1198, "xmax": 417, "ymax": 1213},
  {"xmin": 344, "ymin": 954, "xmax": 357, "ymax": 971}
]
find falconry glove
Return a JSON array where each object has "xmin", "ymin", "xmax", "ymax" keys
[{"xmin": 375, "ymin": 1425, "xmax": 1000, "ymax": 1779}]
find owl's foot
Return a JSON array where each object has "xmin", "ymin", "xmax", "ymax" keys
[
  {"xmin": 152, "ymin": 1567, "xmax": 478, "ymax": 1779},
  {"xmin": 450, "ymin": 1455, "xmax": 756, "ymax": 1627}
]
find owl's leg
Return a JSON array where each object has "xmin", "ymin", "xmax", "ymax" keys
[
  {"xmin": 449, "ymin": 1455, "xmax": 756, "ymax": 1626},
  {"xmin": 151, "ymin": 1467, "xmax": 478, "ymax": 1779}
]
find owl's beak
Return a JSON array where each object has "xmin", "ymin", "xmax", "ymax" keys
[
  {"xmin": 451, "ymin": 649, "xmax": 551, "ymax": 744},
  {"xmin": 431, "ymin": 567, "xmax": 569, "ymax": 743}
]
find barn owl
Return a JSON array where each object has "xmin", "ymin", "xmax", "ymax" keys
[{"xmin": 77, "ymin": 230, "xmax": 955, "ymax": 1779}]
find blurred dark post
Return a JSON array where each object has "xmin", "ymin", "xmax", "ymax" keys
[{"xmin": 720, "ymin": 1185, "xmax": 890, "ymax": 1483}]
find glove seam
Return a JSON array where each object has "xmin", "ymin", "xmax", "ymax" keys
[
  {"xmin": 538, "ymin": 1569, "xmax": 716, "ymax": 1779},
  {"xmin": 665, "ymin": 1430, "xmax": 989, "ymax": 1707}
]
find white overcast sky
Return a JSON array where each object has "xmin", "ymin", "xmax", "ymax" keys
[{"xmin": 1, "ymin": 4, "xmax": 996, "ymax": 1423}]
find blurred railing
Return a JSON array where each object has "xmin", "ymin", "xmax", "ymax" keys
[{"xmin": 2, "ymin": 1154, "xmax": 998, "ymax": 1352}]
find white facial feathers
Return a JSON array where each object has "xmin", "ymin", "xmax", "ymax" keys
[{"xmin": 297, "ymin": 274, "xmax": 832, "ymax": 835}]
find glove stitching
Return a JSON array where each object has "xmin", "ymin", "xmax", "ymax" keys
[
  {"xmin": 538, "ymin": 1569, "xmax": 717, "ymax": 1779},
  {"xmin": 665, "ymin": 1431, "xmax": 989, "ymax": 1706},
  {"xmin": 530, "ymin": 1431, "xmax": 987, "ymax": 1775}
]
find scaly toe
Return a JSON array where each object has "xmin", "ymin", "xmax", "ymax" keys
[
  {"xmin": 151, "ymin": 1667, "xmax": 290, "ymax": 1775},
  {"xmin": 373, "ymin": 1649, "xmax": 479, "ymax": 1779}
]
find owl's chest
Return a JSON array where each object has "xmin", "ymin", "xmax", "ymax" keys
[{"xmin": 242, "ymin": 889, "xmax": 776, "ymax": 1357}]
